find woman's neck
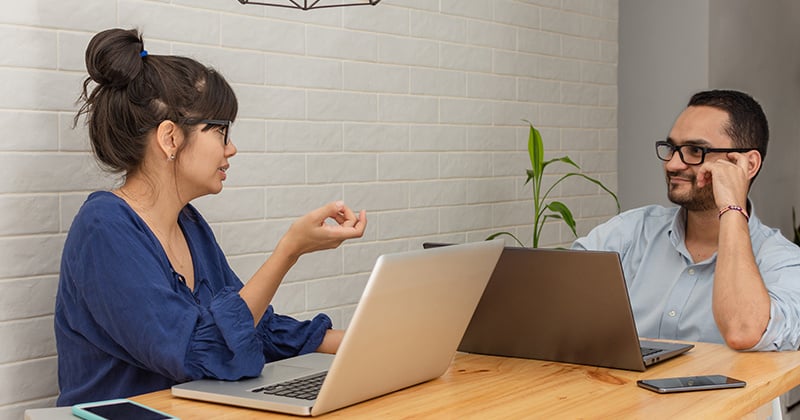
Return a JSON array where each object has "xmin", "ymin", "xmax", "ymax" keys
[
  {"xmin": 115, "ymin": 176, "xmax": 196, "ymax": 288},
  {"xmin": 115, "ymin": 176, "xmax": 184, "ymax": 234}
]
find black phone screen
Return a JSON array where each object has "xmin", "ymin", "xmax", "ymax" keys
[{"xmin": 81, "ymin": 401, "xmax": 171, "ymax": 420}]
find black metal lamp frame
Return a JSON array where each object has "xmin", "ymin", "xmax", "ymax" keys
[{"xmin": 237, "ymin": 0, "xmax": 381, "ymax": 10}]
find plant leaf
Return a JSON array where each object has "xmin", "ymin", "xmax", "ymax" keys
[
  {"xmin": 546, "ymin": 201, "xmax": 577, "ymax": 237},
  {"xmin": 528, "ymin": 122, "xmax": 544, "ymax": 183},
  {"xmin": 542, "ymin": 156, "xmax": 580, "ymax": 171},
  {"xmin": 486, "ymin": 231, "xmax": 526, "ymax": 247},
  {"xmin": 559, "ymin": 172, "xmax": 621, "ymax": 213}
]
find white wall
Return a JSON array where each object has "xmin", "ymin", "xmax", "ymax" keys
[
  {"xmin": 708, "ymin": 0, "xmax": 800, "ymax": 236},
  {"xmin": 0, "ymin": 0, "xmax": 619, "ymax": 417},
  {"xmin": 617, "ymin": 0, "xmax": 709, "ymax": 210}
]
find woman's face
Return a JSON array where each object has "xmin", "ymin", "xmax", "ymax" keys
[{"xmin": 176, "ymin": 122, "xmax": 237, "ymax": 200}]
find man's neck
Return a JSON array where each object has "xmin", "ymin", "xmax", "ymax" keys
[
  {"xmin": 684, "ymin": 208, "xmax": 720, "ymax": 261},
  {"xmin": 685, "ymin": 208, "xmax": 720, "ymax": 242}
]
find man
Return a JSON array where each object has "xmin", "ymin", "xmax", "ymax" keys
[{"xmin": 573, "ymin": 89, "xmax": 800, "ymax": 351}]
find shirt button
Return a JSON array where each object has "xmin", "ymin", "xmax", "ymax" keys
[
  {"xmin": 668, "ymin": 310, "xmax": 677, "ymax": 317},
  {"xmin": 688, "ymin": 268, "xmax": 696, "ymax": 275}
]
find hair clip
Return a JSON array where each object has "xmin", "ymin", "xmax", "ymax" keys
[{"xmin": 140, "ymin": 50, "xmax": 148, "ymax": 58}]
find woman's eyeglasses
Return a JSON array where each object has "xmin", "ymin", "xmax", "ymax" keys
[
  {"xmin": 655, "ymin": 140, "xmax": 756, "ymax": 165},
  {"xmin": 196, "ymin": 119, "xmax": 232, "ymax": 146},
  {"xmin": 138, "ymin": 119, "xmax": 233, "ymax": 146}
]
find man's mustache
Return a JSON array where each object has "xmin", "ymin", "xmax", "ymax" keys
[{"xmin": 666, "ymin": 171, "xmax": 695, "ymax": 182}]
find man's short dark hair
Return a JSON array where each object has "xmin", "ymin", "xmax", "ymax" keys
[{"xmin": 687, "ymin": 89, "xmax": 769, "ymax": 162}]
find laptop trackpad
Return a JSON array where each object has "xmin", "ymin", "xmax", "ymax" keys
[
  {"xmin": 262, "ymin": 365, "xmax": 317, "ymax": 383},
  {"xmin": 260, "ymin": 353, "xmax": 334, "ymax": 384}
]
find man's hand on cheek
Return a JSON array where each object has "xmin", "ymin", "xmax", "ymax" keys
[{"xmin": 700, "ymin": 154, "xmax": 751, "ymax": 208}]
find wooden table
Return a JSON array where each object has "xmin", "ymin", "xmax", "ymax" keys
[{"xmin": 131, "ymin": 341, "xmax": 800, "ymax": 419}]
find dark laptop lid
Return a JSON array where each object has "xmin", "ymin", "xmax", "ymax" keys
[{"xmin": 423, "ymin": 244, "xmax": 656, "ymax": 371}]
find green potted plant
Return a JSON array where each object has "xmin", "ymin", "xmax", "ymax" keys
[{"xmin": 488, "ymin": 121, "xmax": 620, "ymax": 248}]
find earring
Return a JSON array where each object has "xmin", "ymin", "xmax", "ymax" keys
[{"xmin": 168, "ymin": 154, "xmax": 176, "ymax": 161}]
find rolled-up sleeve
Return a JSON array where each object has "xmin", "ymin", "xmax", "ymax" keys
[
  {"xmin": 185, "ymin": 287, "xmax": 266, "ymax": 380},
  {"xmin": 747, "ymin": 237, "xmax": 800, "ymax": 351},
  {"xmin": 257, "ymin": 307, "xmax": 332, "ymax": 361}
]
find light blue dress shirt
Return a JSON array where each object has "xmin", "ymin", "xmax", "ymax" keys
[{"xmin": 572, "ymin": 204, "xmax": 800, "ymax": 351}]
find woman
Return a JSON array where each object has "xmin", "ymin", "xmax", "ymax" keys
[{"xmin": 55, "ymin": 28, "xmax": 366, "ymax": 406}]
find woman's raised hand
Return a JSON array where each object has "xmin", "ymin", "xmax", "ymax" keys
[{"xmin": 278, "ymin": 201, "xmax": 367, "ymax": 259}]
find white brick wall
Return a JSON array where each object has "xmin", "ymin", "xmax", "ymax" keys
[{"xmin": 0, "ymin": 0, "xmax": 618, "ymax": 417}]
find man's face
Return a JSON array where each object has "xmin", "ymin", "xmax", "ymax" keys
[{"xmin": 663, "ymin": 106, "xmax": 734, "ymax": 211}]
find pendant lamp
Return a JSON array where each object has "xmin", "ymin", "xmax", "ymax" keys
[{"xmin": 237, "ymin": 0, "xmax": 381, "ymax": 10}]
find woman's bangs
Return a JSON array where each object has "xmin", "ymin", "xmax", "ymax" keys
[{"xmin": 197, "ymin": 69, "xmax": 238, "ymax": 122}]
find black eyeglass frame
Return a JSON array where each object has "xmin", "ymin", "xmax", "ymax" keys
[
  {"xmin": 188, "ymin": 119, "xmax": 232, "ymax": 146},
  {"xmin": 137, "ymin": 119, "xmax": 233, "ymax": 146},
  {"xmin": 655, "ymin": 140, "xmax": 757, "ymax": 165}
]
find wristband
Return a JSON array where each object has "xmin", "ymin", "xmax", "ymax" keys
[{"xmin": 718, "ymin": 204, "xmax": 749, "ymax": 222}]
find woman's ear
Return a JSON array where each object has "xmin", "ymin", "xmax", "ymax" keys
[{"xmin": 155, "ymin": 120, "xmax": 183, "ymax": 160}]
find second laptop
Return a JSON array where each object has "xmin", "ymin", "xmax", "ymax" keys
[{"xmin": 423, "ymin": 243, "xmax": 693, "ymax": 371}]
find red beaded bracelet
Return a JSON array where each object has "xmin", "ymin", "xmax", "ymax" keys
[{"xmin": 718, "ymin": 204, "xmax": 749, "ymax": 221}]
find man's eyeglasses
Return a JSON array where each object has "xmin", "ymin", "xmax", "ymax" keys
[
  {"xmin": 195, "ymin": 119, "xmax": 232, "ymax": 146},
  {"xmin": 655, "ymin": 141, "xmax": 756, "ymax": 165}
]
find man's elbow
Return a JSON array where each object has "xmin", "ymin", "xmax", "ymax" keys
[{"xmin": 722, "ymin": 330, "xmax": 762, "ymax": 351}]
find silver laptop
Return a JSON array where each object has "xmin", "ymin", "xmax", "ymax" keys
[
  {"xmin": 172, "ymin": 240, "xmax": 503, "ymax": 416},
  {"xmin": 422, "ymin": 244, "xmax": 694, "ymax": 371}
]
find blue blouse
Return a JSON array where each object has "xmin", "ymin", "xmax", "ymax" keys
[{"xmin": 55, "ymin": 191, "xmax": 332, "ymax": 406}]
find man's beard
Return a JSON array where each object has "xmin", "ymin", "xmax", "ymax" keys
[{"xmin": 666, "ymin": 171, "xmax": 717, "ymax": 211}]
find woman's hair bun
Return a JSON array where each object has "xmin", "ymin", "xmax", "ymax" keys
[{"xmin": 84, "ymin": 28, "xmax": 145, "ymax": 89}]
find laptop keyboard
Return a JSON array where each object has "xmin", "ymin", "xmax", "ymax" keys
[
  {"xmin": 251, "ymin": 371, "xmax": 328, "ymax": 400},
  {"xmin": 640, "ymin": 346, "xmax": 660, "ymax": 357}
]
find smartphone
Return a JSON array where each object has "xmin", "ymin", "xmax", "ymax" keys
[
  {"xmin": 637, "ymin": 375, "xmax": 746, "ymax": 394},
  {"xmin": 72, "ymin": 398, "xmax": 178, "ymax": 420}
]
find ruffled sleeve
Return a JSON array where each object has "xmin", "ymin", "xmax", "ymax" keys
[
  {"xmin": 184, "ymin": 287, "xmax": 266, "ymax": 380},
  {"xmin": 184, "ymin": 293, "xmax": 332, "ymax": 378},
  {"xmin": 257, "ymin": 307, "xmax": 332, "ymax": 361}
]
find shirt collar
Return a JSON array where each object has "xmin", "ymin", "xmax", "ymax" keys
[
  {"xmin": 668, "ymin": 207, "xmax": 688, "ymax": 256},
  {"xmin": 667, "ymin": 198, "xmax": 755, "ymax": 263}
]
